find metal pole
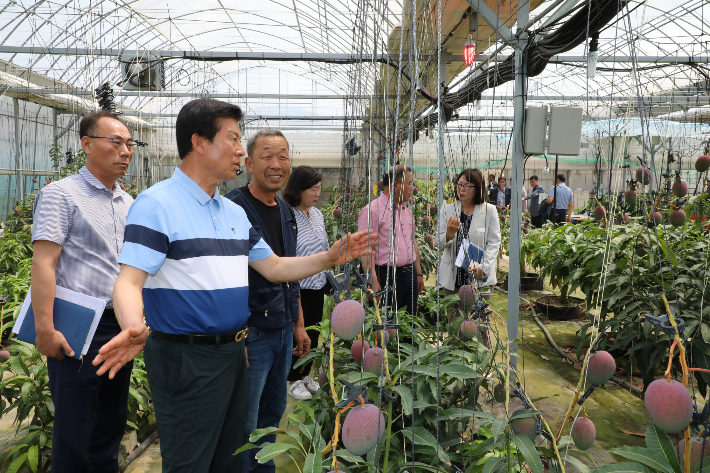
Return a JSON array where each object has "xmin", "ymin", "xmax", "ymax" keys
[
  {"xmin": 14, "ymin": 98, "xmax": 23, "ymax": 202},
  {"xmin": 52, "ymin": 108, "xmax": 58, "ymax": 148},
  {"xmin": 507, "ymin": 1, "xmax": 529, "ymax": 368}
]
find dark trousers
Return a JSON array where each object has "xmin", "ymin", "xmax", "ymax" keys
[
  {"xmin": 554, "ymin": 209, "xmax": 568, "ymax": 224},
  {"xmin": 145, "ymin": 332, "xmax": 248, "ymax": 473},
  {"xmin": 243, "ymin": 323, "xmax": 293, "ymax": 473},
  {"xmin": 288, "ymin": 288, "xmax": 324, "ymax": 382},
  {"xmin": 48, "ymin": 310, "xmax": 132, "ymax": 473},
  {"xmin": 531, "ymin": 215, "xmax": 543, "ymax": 228},
  {"xmin": 375, "ymin": 264, "xmax": 417, "ymax": 318}
]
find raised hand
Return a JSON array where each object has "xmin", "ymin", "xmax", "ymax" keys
[
  {"xmin": 327, "ymin": 230, "xmax": 377, "ymax": 266},
  {"xmin": 446, "ymin": 216, "xmax": 461, "ymax": 241},
  {"xmin": 93, "ymin": 324, "xmax": 149, "ymax": 379}
]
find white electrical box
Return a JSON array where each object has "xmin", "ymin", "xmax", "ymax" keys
[
  {"xmin": 523, "ymin": 106, "xmax": 547, "ymax": 155},
  {"xmin": 547, "ymin": 106, "xmax": 583, "ymax": 156}
]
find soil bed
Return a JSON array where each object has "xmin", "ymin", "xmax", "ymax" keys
[{"xmin": 535, "ymin": 295, "xmax": 586, "ymax": 321}]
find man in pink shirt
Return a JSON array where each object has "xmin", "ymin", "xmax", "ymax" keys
[{"xmin": 358, "ymin": 166, "xmax": 424, "ymax": 318}]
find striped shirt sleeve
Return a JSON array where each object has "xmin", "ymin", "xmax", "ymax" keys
[
  {"xmin": 248, "ymin": 226, "xmax": 273, "ymax": 262},
  {"xmin": 119, "ymin": 194, "xmax": 170, "ymax": 275},
  {"xmin": 31, "ymin": 184, "xmax": 72, "ymax": 246}
]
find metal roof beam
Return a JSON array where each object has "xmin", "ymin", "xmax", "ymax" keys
[
  {"xmin": 5, "ymin": 89, "xmax": 710, "ymax": 104},
  {"xmin": 3, "ymin": 46, "xmax": 710, "ymax": 63}
]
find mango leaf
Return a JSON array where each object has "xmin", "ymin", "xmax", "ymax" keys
[
  {"xmin": 609, "ymin": 446, "xmax": 674, "ymax": 473},
  {"xmin": 337, "ymin": 449, "xmax": 364, "ymax": 463},
  {"xmin": 702, "ymin": 323, "xmax": 710, "ymax": 344},
  {"xmin": 27, "ymin": 445, "xmax": 38, "ymax": 473},
  {"xmin": 440, "ymin": 362, "xmax": 480, "ymax": 379},
  {"xmin": 396, "ymin": 461, "xmax": 448, "ymax": 473},
  {"xmin": 482, "ymin": 457, "xmax": 507, "ymax": 473},
  {"xmin": 562, "ymin": 454, "xmax": 591, "ymax": 473},
  {"xmin": 303, "ymin": 453, "xmax": 322, "ymax": 473},
  {"xmin": 392, "ymin": 385, "xmax": 413, "ymax": 415},
  {"xmin": 255, "ymin": 443, "xmax": 302, "ymax": 463},
  {"xmin": 400, "ymin": 427, "xmax": 450, "ymax": 463},
  {"xmin": 474, "ymin": 411, "xmax": 497, "ymax": 422},
  {"xmin": 645, "ymin": 425, "xmax": 681, "ymax": 473},
  {"xmin": 234, "ymin": 443, "xmax": 260, "ymax": 455},
  {"xmin": 464, "ymin": 437, "xmax": 504, "ymax": 459},
  {"xmin": 447, "ymin": 408, "xmax": 475, "ymax": 420},
  {"xmin": 249, "ymin": 426, "xmax": 285, "ymax": 443},
  {"xmin": 590, "ymin": 462, "xmax": 656, "ymax": 473},
  {"xmin": 5, "ymin": 452, "xmax": 28, "ymax": 473},
  {"xmin": 411, "ymin": 365, "xmax": 440, "ymax": 377},
  {"xmin": 511, "ymin": 433, "xmax": 543, "ymax": 473},
  {"xmin": 490, "ymin": 419, "xmax": 507, "ymax": 441},
  {"xmin": 296, "ymin": 402, "xmax": 316, "ymax": 423}
]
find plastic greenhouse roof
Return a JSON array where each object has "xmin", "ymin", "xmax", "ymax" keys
[
  {"xmin": 0, "ymin": 0, "xmax": 708, "ymax": 125},
  {"xmin": 582, "ymin": 118, "xmax": 710, "ymax": 138}
]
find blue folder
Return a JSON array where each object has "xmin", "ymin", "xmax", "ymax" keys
[
  {"xmin": 457, "ymin": 241, "xmax": 488, "ymax": 283},
  {"xmin": 17, "ymin": 298, "xmax": 96, "ymax": 359}
]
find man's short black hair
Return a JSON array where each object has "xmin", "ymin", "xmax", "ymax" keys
[
  {"xmin": 498, "ymin": 176, "xmax": 507, "ymax": 183},
  {"xmin": 282, "ymin": 165, "xmax": 321, "ymax": 207},
  {"xmin": 382, "ymin": 165, "xmax": 412, "ymax": 187},
  {"xmin": 176, "ymin": 99, "xmax": 244, "ymax": 159},
  {"xmin": 488, "ymin": 174, "xmax": 496, "ymax": 180},
  {"xmin": 529, "ymin": 175, "xmax": 539, "ymax": 181},
  {"xmin": 79, "ymin": 110, "xmax": 124, "ymax": 138},
  {"xmin": 557, "ymin": 173, "xmax": 566, "ymax": 182}
]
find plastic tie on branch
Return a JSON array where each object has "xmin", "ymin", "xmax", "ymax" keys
[
  {"xmin": 692, "ymin": 399, "xmax": 710, "ymax": 437},
  {"xmin": 513, "ymin": 383, "xmax": 551, "ymax": 441},
  {"xmin": 373, "ymin": 385, "xmax": 399, "ymax": 404},
  {"xmin": 471, "ymin": 294, "xmax": 492, "ymax": 320},
  {"xmin": 590, "ymin": 332, "xmax": 608, "ymax": 354},
  {"xmin": 335, "ymin": 378, "xmax": 369, "ymax": 409},
  {"xmin": 513, "ymin": 383, "xmax": 533, "ymax": 409},
  {"xmin": 577, "ymin": 386, "xmax": 596, "ymax": 406},
  {"xmin": 372, "ymin": 322, "xmax": 400, "ymax": 331},
  {"xmin": 326, "ymin": 264, "xmax": 355, "ymax": 303},
  {"xmin": 644, "ymin": 310, "xmax": 685, "ymax": 335},
  {"xmin": 352, "ymin": 268, "xmax": 372, "ymax": 294}
]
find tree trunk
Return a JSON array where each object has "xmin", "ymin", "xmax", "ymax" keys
[{"xmin": 559, "ymin": 284, "xmax": 569, "ymax": 306}]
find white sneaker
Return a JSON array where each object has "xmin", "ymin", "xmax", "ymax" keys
[
  {"xmin": 288, "ymin": 380, "xmax": 312, "ymax": 401},
  {"xmin": 302, "ymin": 375, "xmax": 320, "ymax": 394}
]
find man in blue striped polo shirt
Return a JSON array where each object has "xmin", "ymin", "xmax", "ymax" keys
[{"xmin": 92, "ymin": 99, "xmax": 375, "ymax": 472}]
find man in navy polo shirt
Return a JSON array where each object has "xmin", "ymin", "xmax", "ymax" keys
[{"xmin": 92, "ymin": 98, "xmax": 375, "ymax": 472}]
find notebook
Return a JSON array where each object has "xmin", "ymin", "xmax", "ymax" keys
[
  {"xmin": 13, "ymin": 285, "xmax": 106, "ymax": 359},
  {"xmin": 455, "ymin": 239, "xmax": 488, "ymax": 283}
]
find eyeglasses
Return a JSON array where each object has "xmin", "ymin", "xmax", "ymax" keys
[
  {"xmin": 89, "ymin": 136, "xmax": 135, "ymax": 151},
  {"xmin": 306, "ymin": 186, "xmax": 322, "ymax": 194},
  {"xmin": 456, "ymin": 183, "xmax": 477, "ymax": 190}
]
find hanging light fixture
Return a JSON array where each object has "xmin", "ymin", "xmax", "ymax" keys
[
  {"xmin": 587, "ymin": 33, "xmax": 599, "ymax": 79},
  {"xmin": 464, "ymin": 34, "xmax": 476, "ymax": 66}
]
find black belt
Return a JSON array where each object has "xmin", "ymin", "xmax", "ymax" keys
[
  {"xmin": 152, "ymin": 326, "xmax": 249, "ymax": 345},
  {"xmin": 375, "ymin": 264, "xmax": 413, "ymax": 272}
]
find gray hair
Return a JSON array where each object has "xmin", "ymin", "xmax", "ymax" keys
[{"xmin": 246, "ymin": 128, "xmax": 289, "ymax": 157}]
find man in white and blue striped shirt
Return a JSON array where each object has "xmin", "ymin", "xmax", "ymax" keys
[{"xmin": 92, "ymin": 99, "xmax": 376, "ymax": 473}]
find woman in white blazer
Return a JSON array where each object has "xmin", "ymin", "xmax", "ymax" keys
[{"xmin": 438, "ymin": 168, "xmax": 501, "ymax": 344}]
